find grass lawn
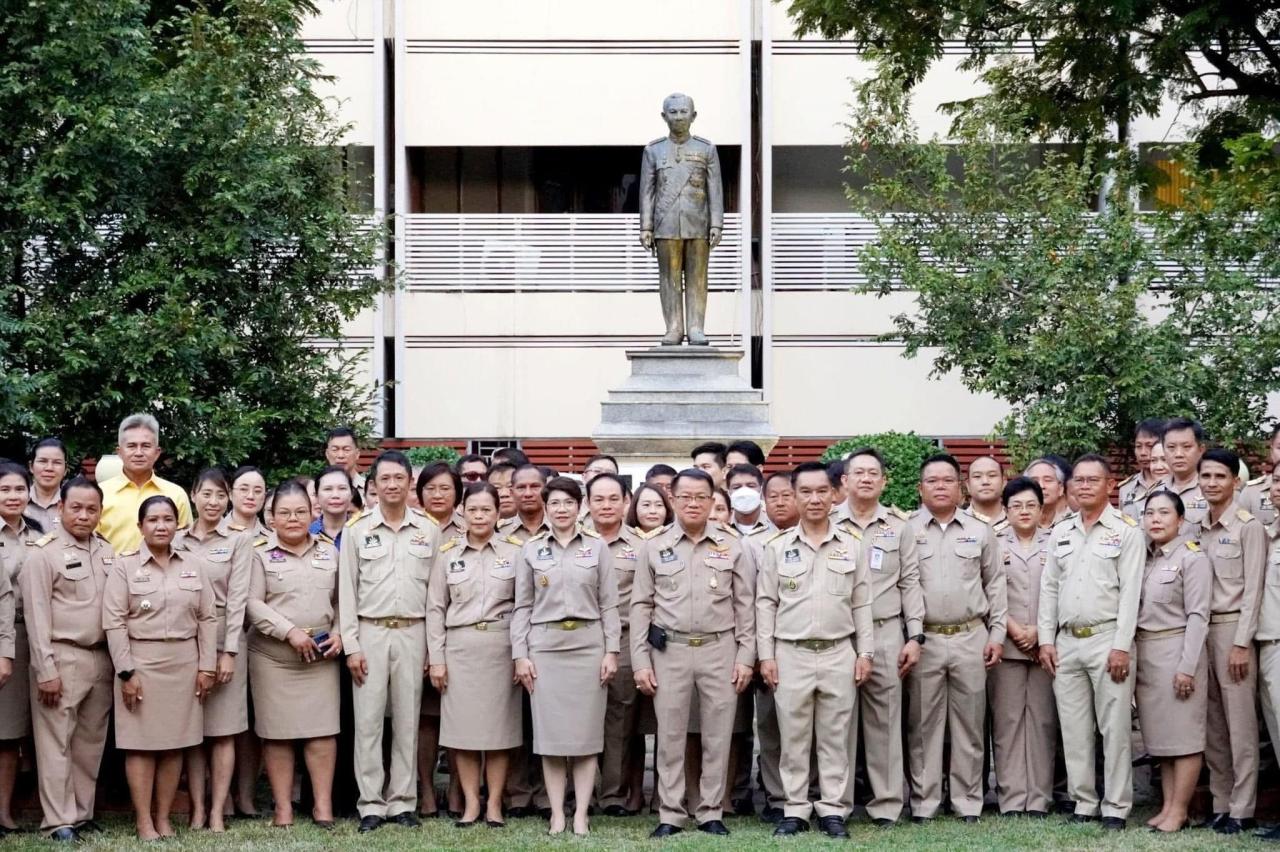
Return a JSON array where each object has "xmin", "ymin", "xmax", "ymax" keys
[{"xmin": 2, "ymin": 810, "xmax": 1274, "ymax": 850}]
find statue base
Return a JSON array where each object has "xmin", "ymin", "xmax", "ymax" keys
[{"xmin": 591, "ymin": 348, "xmax": 778, "ymax": 474}]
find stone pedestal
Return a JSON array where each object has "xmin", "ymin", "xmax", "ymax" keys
[{"xmin": 592, "ymin": 348, "xmax": 778, "ymax": 478}]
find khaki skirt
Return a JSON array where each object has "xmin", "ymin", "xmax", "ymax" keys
[
  {"xmin": 1136, "ymin": 633, "xmax": 1208, "ymax": 757},
  {"xmin": 115, "ymin": 638, "xmax": 202, "ymax": 751},
  {"xmin": 440, "ymin": 624, "xmax": 521, "ymax": 751},
  {"xmin": 528, "ymin": 622, "xmax": 607, "ymax": 757},
  {"xmin": 248, "ymin": 632, "xmax": 339, "ymax": 740},
  {"xmin": 0, "ymin": 625, "xmax": 30, "ymax": 740},
  {"xmin": 203, "ymin": 640, "xmax": 249, "ymax": 738}
]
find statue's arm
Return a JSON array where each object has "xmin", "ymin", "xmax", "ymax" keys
[
  {"xmin": 639, "ymin": 146, "xmax": 657, "ymax": 233},
  {"xmin": 708, "ymin": 144, "xmax": 724, "ymax": 232}
]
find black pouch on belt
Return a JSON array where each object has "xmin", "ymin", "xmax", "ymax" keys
[{"xmin": 647, "ymin": 625, "xmax": 668, "ymax": 651}]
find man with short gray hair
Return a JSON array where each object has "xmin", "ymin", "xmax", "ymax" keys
[{"xmin": 96, "ymin": 413, "xmax": 191, "ymax": 552}]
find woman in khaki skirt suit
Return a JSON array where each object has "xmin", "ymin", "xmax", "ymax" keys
[
  {"xmin": 103, "ymin": 495, "xmax": 217, "ymax": 840},
  {"xmin": 415, "ymin": 462, "xmax": 462, "ymax": 818},
  {"xmin": 513, "ymin": 476, "xmax": 620, "ymax": 837},
  {"xmin": 426, "ymin": 482, "xmax": 522, "ymax": 828},
  {"xmin": 246, "ymin": 481, "xmax": 343, "ymax": 829},
  {"xmin": 0, "ymin": 461, "xmax": 43, "ymax": 835},
  {"xmin": 175, "ymin": 468, "xmax": 252, "ymax": 832},
  {"xmin": 1138, "ymin": 490, "xmax": 1211, "ymax": 833}
]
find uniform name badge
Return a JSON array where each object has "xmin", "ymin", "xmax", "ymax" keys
[
  {"xmin": 269, "ymin": 549, "xmax": 287, "ymax": 563},
  {"xmin": 448, "ymin": 559, "xmax": 466, "ymax": 573},
  {"xmin": 537, "ymin": 545, "xmax": 554, "ymax": 561},
  {"xmin": 658, "ymin": 548, "xmax": 676, "ymax": 564},
  {"xmin": 870, "ymin": 547, "xmax": 885, "ymax": 572},
  {"xmin": 210, "ymin": 547, "xmax": 230, "ymax": 557},
  {"xmin": 363, "ymin": 534, "xmax": 381, "ymax": 548},
  {"xmin": 783, "ymin": 548, "xmax": 801, "ymax": 564},
  {"xmin": 180, "ymin": 570, "xmax": 198, "ymax": 579}
]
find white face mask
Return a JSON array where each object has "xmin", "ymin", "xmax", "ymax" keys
[{"xmin": 731, "ymin": 486, "xmax": 762, "ymax": 515}]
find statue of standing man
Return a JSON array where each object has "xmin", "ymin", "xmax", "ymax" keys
[{"xmin": 640, "ymin": 93, "xmax": 724, "ymax": 346}]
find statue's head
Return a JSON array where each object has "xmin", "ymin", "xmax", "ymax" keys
[{"xmin": 661, "ymin": 93, "xmax": 696, "ymax": 135}]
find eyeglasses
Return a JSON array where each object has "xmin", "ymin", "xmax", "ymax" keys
[
  {"xmin": 274, "ymin": 509, "xmax": 310, "ymax": 520},
  {"xmin": 673, "ymin": 494, "xmax": 712, "ymax": 505},
  {"xmin": 546, "ymin": 499, "xmax": 578, "ymax": 510},
  {"xmin": 422, "ymin": 485, "xmax": 455, "ymax": 496}
]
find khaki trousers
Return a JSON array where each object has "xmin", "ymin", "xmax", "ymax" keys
[
  {"xmin": 1053, "ymin": 630, "xmax": 1133, "ymax": 819},
  {"xmin": 352, "ymin": 621, "xmax": 425, "ymax": 818},
  {"xmin": 599, "ymin": 630, "xmax": 639, "ymax": 809},
  {"xmin": 846, "ymin": 616, "xmax": 906, "ymax": 820},
  {"xmin": 988, "ymin": 658, "xmax": 1057, "ymax": 813},
  {"xmin": 906, "ymin": 627, "xmax": 986, "ymax": 818},
  {"xmin": 651, "ymin": 630, "xmax": 736, "ymax": 826},
  {"xmin": 775, "ymin": 640, "xmax": 856, "ymax": 819},
  {"xmin": 755, "ymin": 687, "xmax": 785, "ymax": 809},
  {"xmin": 1259, "ymin": 641, "xmax": 1280, "ymax": 770},
  {"xmin": 1205, "ymin": 621, "xmax": 1258, "ymax": 817},
  {"xmin": 30, "ymin": 643, "xmax": 113, "ymax": 832}
]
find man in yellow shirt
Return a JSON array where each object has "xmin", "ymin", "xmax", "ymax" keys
[{"xmin": 96, "ymin": 414, "xmax": 192, "ymax": 552}]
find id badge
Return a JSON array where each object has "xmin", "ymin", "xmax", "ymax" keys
[{"xmin": 870, "ymin": 547, "xmax": 884, "ymax": 572}]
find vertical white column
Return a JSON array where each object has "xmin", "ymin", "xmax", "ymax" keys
[
  {"xmin": 760, "ymin": 1, "xmax": 774, "ymax": 402},
  {"xmin": 370, "ymin": 0, "xmax": 386, "ymax": 436},
  {"xmin": 738, "ymin": 0, "xmax": 753, "ymax": 381},
  {"xmin": 392, "ymin": 0, "xmax": 408, "ymax": 437}
]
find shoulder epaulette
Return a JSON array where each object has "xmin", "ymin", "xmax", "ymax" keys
[
  {"xmin": 1247, "ymin": 475, "xmax": 1267, "ymax": 487},
  {"xmin": 765, "ymin": 529, "xmax": 789, "ymax": 546},
  {"xmin": 1238, "ymin": 508, "xmax": 1255, "ymax": 522},
  {"xmin": 528, "ymin": 530, "xmax": 551, "ymax": 543},
  {"xmin": 1185, "ymin": 540, "xmax": 1201, "ymax": 552},
  {"xmin": 580, "ymin": 527, "xmax": 601, "ymax": 539},
  {"xmin": 692, "ymin": 134, "xmax": 711, "ymax": 144},
  {"xmin": 316, "ymin": 532, "xmax": 335, "ymax": 545},
  {"xmin": 345, "ymin": 510, "xmax": 369, "ymax": 529},
  {"xmin": 439, "ymin": 539, "xmax": 458, "ymax": 553},
  {"xmin": 891, "ymin": 506, "xmax": 910, "ymax": 521},
  {"xmin": 648, "ymin": 136, "xmax": 666, "ymax": 146},
  {"xmin": 34, "ymin": 531, "xmax": 57, "ymax": 547},
  {"xmin": 253, "ymin": 536, "xmax": 268, "ymax": 547},
  {"xmin": 1121, "ymin": 514, "xmax": 1138, "ymax": 527},
  {"xmin": 504, "ymin": 535, "xmax": 523, "ymax": 546},
  {"xmin": 634, "ymin": 526, "xmax": 660, "ymax": 540},
  {"xmin": 719, "ymin": 525, "xmax": 740, "ymax": 539},
  {"xmin": 1118, "ymin": 473, "xmax": 1137, "ymax": 486},
  {"xmin": 120, "ymin": 549, "xmax": 139, "ymax": 558}
]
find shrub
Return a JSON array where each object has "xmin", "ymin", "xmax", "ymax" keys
[
  {"xmin": 821, "ymin": 431, "xmax": 940, "ymax": 511},
  {"xmin": 405, "ymin": 445, "xmax": 462, "ymax": 468}
]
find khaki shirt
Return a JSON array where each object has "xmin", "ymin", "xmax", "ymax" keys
[
  {"xmin": 501, "ymin": 513, "xmax": 551, "ymax": 545},
  {"xmin": 1258, "ymin": 533, "xmax": 1280, "ymax": 642},
  {"xmin": 756, "ymin": 523, "xmax": 873, "ymax": 660},
  {"xmin": 600, "ymin": 526, "xmax": 650, "ymax": 633},
  {"xmin": 425, "ymin": 533, "xmax": 522, "ymax": 661},
  {"xmin": 908, "ymin": 509, "xmax": 1007, "ymax": 645},
  {"xmin": 1037, "ymin": 506, "xmax": 1144, "ymax": 651},
  {"xmin": 964, "ymin": 505, "xmax": 1009, "ymax": 534},
  {"xmin": 511, "ymin": 527, "xmax": 621, "ymax": 659},
  {"xmin": 247, "ymin": 533, "xmax": 339, "ymax": 642},
  {"xmin": 19, "ymin": 528, "xmax": 114, "ymax": 681},
  {"xmin": 174, "ymin": 518, "xmax": 253, "ymax": 654},
  {"xmin": 833, "ymin": 502, "xmax": 925, "ymax": 635},
  {"xmin": 1242, "ymin": 474, "xmax": 1277, "ymax": 528},
  {"xmin": 996, "ymin": 527, "xmax": 1050, "ymax": 660},
  {"xmin": 1, "ymin": 521, "xmax": 40, "ymax": 635},
  {"xmin": 25, "ymin": 495, "xmax": 62, "ymax": 532},
  {"xmin": 1198, "ymin": 503, "xmax": 1267, "ymax": 646},
  {"xmin": 0, "ymin": 558, "xmax": 11, "ymax": 660},
  {"xmin": 630, "ymin": 521, "xmax": 756, "ymax": 671},
  {"xmin": 1118, "ymin": 473, "xmax": 1164, "ymax": 521},
  {"xmin": 102, "ymin": 544, "xmax": 217, "ymax": 672},
  {"xmin": 1141, "ymin": 538, "xmax": 1211, "ymax": 676},
  {"xmin": 338, "ymin": 506, "xmax": 439, "ymax": 656},
  {"xmin": 1170, "ymin": 477, "xmax": 1209, "ymax": 530},
  {"xmin": 225, "ymin": 518, "xmax": 268, "ymax": 538}
]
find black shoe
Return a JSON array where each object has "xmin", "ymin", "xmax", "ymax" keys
[
  {"xmin": 48, "ymin": 828, "xmax": 79, "ymax": 843},
  {"xmin": 389, "ymin": 812, "xmax": 420, "ymax": 828},
  {"xmin": 1196, "ymin": 812, "xmax": 1226, "ymax": 830},
  {"xmin": 535, "ymin": 807, "xmax": 553, "ymax": 819},
  {"xmin": 358, "ymin": 815, "xmax": 383, "ymax": 833},
  {"xmin": 910, "ymin": 816, "xmax": 932, "ymax": 825},
  {"xmin": 961, "ymin": 815, "xmax": 980, "ymax": 824},
  {"xmin": 1101, "ymin": 817, "xmax": 1125, "ymax": 831},
  {"xmin": 697, "ymin": 819, "xmax": 730, "ymax": 836},
  {"xmin": 602, "ymin": 805, "xmax": 632, "ymax": 817},
  {"xmin": 650, "ymin": 823, "xmax": 683, "ymax": 838},
  {"xmin": 1261, "ymin": 825, "xmax": 1280, "ymax": 842},
  {"xmin": 732, "ymin": 798, "xmax": 755, "ymax": 817},
  {"xmin": 312, "ymin": 818, "xmax": 336, "ymax": 832},
  {"xmin": 999, "ymin": 811, "xmax": 1021, "ymax": 818},
  {"xmin": 1068, "ymin": 814, "xmax": 1096, "ymax": 824},
  {"xmin": 1216, "ymin": 817, "xmax": 1251, "ymax": 835},
  {"xmin": 773, "ymin": 817, "xmax": 809, "ymax": 836},
  {"xmin": 872, "ymin": 818, "xmax": 896, "ymax": 828},
  {"xmin": 760, "ymin": 806, "xmax": 784, "ymax": 824},
  {"xmin": 73, "ymin": 820, "xmax": 104, "ymax": 834},
  {"xmin": 1025, "ymin": 810, "xmax": 1049, "ymax": 819},
  {"xmin": 506, "ymin": 806, "xmax": 533, "ymax": 818},
  {"xmin": 1055, "ymin": 800, "xmax": 1076, "ymax": 815},
  {"xmin": 818, "ymin": 815, "xmax": 849, "ymax": 838},
  {"xmin": 485, "ymin": 819, "xmax": 506, "ymax": 828},
  {"xmin": 454, "ymin": 819, "xmax": 477, "ymax": 828}
]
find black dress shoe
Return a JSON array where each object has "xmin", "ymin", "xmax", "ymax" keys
[
  {"xmin": 1196, "ymin": 812, "xmax": 1226, "ymax": 830},
  {"xmin": 358, "ymin": 815, "xmax": 383, "ymax": 833},
  {"xmin": 1261, "ymin": 824, "xmax": 1280, "ymax": 842},
  {"xmin": 1101, "ymin": 817, "xmax": 1126, "ymax": 831},
  {"xmin": 1055, "ymin": 800, "xmax": 1076, "ymax": 815},
  {"xmin": 773, "ymin": 817, "xmax": 809, "ymax": 836},
  {"xmin": 535, "ymin": 807, "xmax": 553, "ymax": 819},
  {"xmin": 760, "ymin": 806, "xmax": 784, "ymax": 824},
  {"xmin": 1068, "ymin": 813, "xmax": 1096, "ymax": 824},
  {"xmin": 602, "ymin": 805, "xmax": 632, "ymax": 817},
  {"xmin": 1216, "ymin": 817, "xmax": 1253, "ymax": 835},
  {"xmin": 454, "ymin": 819, "xmax": 478, "ymax": 828},
  {"xmin": 961, "ymin": 815, "xmax": 980, "ymax": 824},
  {"xmin": 506, "ymin": 806, "xmax": 532, "ymax": 818},
  {"xmin": 732, "ymin": 798, "xmax": 755, "ymax": 817},
  {"xmin": 650, "ymin": 822, "xmax": 683, "ymax": 838},
  {"xmin": 910, "ymin": 816, "xmax": 932, "ymax": 825},
  {"xmin": 872, "ymin": 817, "xmax": 896, "ymax": 828},
  {"xmin": 697, "ymin": 819, "xmax": 730, "ymax": 836},
  {"xmin": 49, "ymin": 828, "xmax": 79, "ymax": 842},
  {"xmin": 389, "ymin": 812, "xmax": 420, "ymax": 828},
  {"xmin": 73, "ymin": 820, "xmax": 104, "ymax": 834},
  {"xmin": 1025, "ymin": 810, "xmax": 1049, "ymax": 819},
  {"xmin": 485, "ymin": 819, "xmax": 506, "ymax": 828},
  {"xmin": 818, "ymin": 815, "xmax": 849, "ymax": 837}
]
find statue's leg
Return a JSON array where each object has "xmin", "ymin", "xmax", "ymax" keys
[
  {"xmin": 655, "ymin": 239, "xmax": 685, "ymax": 345},
  {"xmin": 684, "ymin": 238, "xmax": 710, "ymax": 345}
]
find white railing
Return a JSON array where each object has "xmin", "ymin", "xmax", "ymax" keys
[{"xmin": 402, "ymin": 213, "xmax": 742, "ymax": 292}]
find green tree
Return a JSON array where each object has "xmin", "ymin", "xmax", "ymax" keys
[
  {"xmin": 0, "ymin": 0, "xmax": 384, "ymax": 482},
  {"xmin": 405, "ymin": 445, "xmax": 462, "ymax": 468}
]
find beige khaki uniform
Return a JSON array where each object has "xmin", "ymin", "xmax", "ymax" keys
[
  {"xmin": 1197, "ymin": 504, "xmax": 1265, "ymax": 818},
  {"xmin": 1037, "ymin": 506, "xmax": 1143, "ymax": 819},
  {"xmin": 1257, "ymin": 524, "xmax": 1280, "ymax": 778},
  {"xmin": 338, "ymin": 506, "xmax": 438, "ymax": 819},
  {"xmin": 1242, "ymin": 474, "xmax": 1276, "ymax": 528},
  {"xmin": 598, "ymin": 525, "xmax": 652, "ymax": 809},
  {"xmin": 1136, "ymin": 539, "xmax": 1210, "ymax": 756},
  {"xmin": 1171, "ymin": 478, "xmax": 1209, "ymax": 532},
  {"xmin": 989, "ymin": 528, "xmax": 1056, "ymax": 814},
  {"xmin": 631, "ymin": 521, "xmax": 754, "ymax": 827},
  {"xmin": 247, "ymin": 534, "xmax": 341, "ymax": 739},
  {"xmin": 1118, "ymin": 473, "xmax": 1163, "ymax": 522},
  {"xmin": 0, "ymin": 520, "xmax": 38, "ymax": 740},
  {"xmin": 757, "ymin": 524, "xmax": 873, "ymax": 820},
  {"xmin": 25, "ymin": 496, "xmax": 62, "ymax": 534},
  {"xmin": 20, "ymin": 528, "xmax": 115, "ymax": 833},
  {"xmin": 728, "ymin": 517, "xmax": 773, "ymax": 804},
  {"xmin": 832, "ymin": 502, "xmax": 924, "ymax": 821},
  {"xmin": 905, "ymin": 509, "xmax": 1005, "ymax": 818}
]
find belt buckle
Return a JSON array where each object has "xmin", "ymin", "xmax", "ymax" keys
[
  {"xmin": 386, "ymin": 618, "xmax": 400, "ymax": 629},
  {"xmin": 938, "ymin": 625, "xmax": 958, "ymax": 636},
  {"xmin": 688, "ymin": 636, "xmax": 703, "ymax": 647},
  {"xmin": 303, "ymin": 628, "xmax": 315, "ymax": 637},
  {"xmin": 1073, "ymin": 626, "xmax": 1093, "ymax": 638},
  {"xmin": 476, "ymin": 622, "xmax": 488, "ymax": 631},
  {"xmin": 562, "ymin": 620, "xmax": 577, "ymax": 631}
]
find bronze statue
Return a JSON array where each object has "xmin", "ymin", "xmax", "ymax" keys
[{"xmin": 639, "ymin": 93, "xmax": 724, "ymax": 346}]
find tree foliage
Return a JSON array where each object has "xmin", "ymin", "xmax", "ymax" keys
[
  {"xmin": 0, "ymin": 0, "xmax": 384, "ymax": 483},
  {"xmin": 405, "ymin": 445, "xmax": 462, "ymax": 468},
  {"xmin": 822, "ymin": 431, "xmax": 939, "ymax": 511}
]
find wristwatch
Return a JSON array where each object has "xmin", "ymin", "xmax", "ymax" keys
[
  {"xmin": 909, "ymin": 634, "xmax": 926, "ymax": 646},
  {"xmin": 117, "ymin": 669, "xmax": 135, "ymax": 682},
  {"xmin": 858, "ymin": 651, "xmax": 875, "ymax": 660}
]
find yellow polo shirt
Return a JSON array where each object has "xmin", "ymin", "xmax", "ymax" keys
[{"xmin": 97, "ymin": 473, "xmax": 193, "ymax": 553}]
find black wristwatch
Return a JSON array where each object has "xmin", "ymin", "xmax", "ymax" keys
[
  {"xmin": 908, "ymin": 634, "xmax": 926, "ymax": 646},
  {"xmin": 117, "ymin": 669, "xmax": 135, "ymax": 682}
]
